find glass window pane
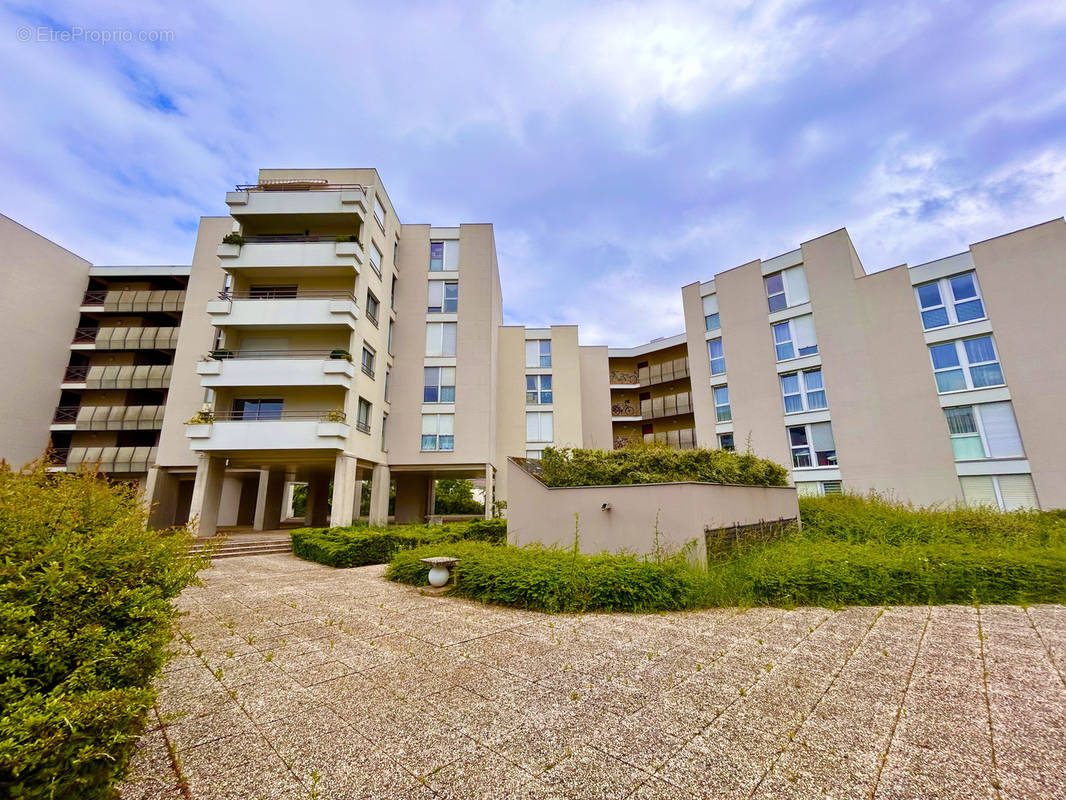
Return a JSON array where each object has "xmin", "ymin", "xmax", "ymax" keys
[
  {"xmin": 540, "ymin": 355, "xmax": 551, "ymax": 367},
  {"xmin": 803, "ymin": 370, "xmax": 822, "ymax": 390},
  {"xmin": 806, "ymin": 390, "xmax": 827, "ymax": 409},
  {"xmin": 783, "ymin": 395, "xmax": 804, "ymax": 413},
  {"xmin": 954, "ymin": 299, "xmax": 984, "ymax": 322},
  {"xmin": 776, "ymin": 343, "xmax": 795, "ymax": 361},
  {"xmin": 917, "ymin": 283, "xmax": 942, "ymax": 308},
  {"xmin": 705, "ymin": 312, "xmax": 720, "ymax": 331},
  {"xmin": 424, "ymin": 386, "xmax": 439, "ymax": 402},
  {"xmin": 963, "ymin": 337, "xmax": 995, "ymax": 364},
  {"xmin": 710, "ymin": 358, "xmax": 725, "ymax": 375},
  {"xmin": 792, "ymin": 451, "xmax": 812, "ymax": 468},
  {"xmin": 935, "ymin": 369, "xmax": 967, "ymax": 392},
  {"xmin": 765, "ymin": 274, "xmax": 784, "ymax": 295},
  {"xmin": 258, "ymin": 400, "xmax": 283, "ymax": 420},
  {"xmin": 767, "ymin": 294, "xmax": 787, "ymax": 312},
  {"xmin": 708, "ymin": 339, "xmax": 723, "ymax": 358},
  {"xmin": 439, "ymin": 436, "xmax": 454, "ymax": 451},
  {"xmin": 714, "ymin": 386, "xmax": 729, "ymax": 404},
  {"xmin": 781, "ymin": 374, "xmax": 800, "ymax": 393},
  {"xmin": 541, "ymin": 375, "xmax": 552, "ymax": 389},
  {"xmin": 789, "ymin": 427, "xmax": 808, "ymax": 446},
  {"xmin": 421, "ymin": 415, "xmax": 437, "ymax": 435},
  {"xmin": 526, "ymin": 375, "xmax": 537, "ymax": 391},
  {"xmin": 970, "ymin": 363, "xmax": 1004, "ymax": 388},
  {"xmin": 421, "ymin": 435, "xmax": 437, "ymax": 450},
  {"xmin": 773, "ymin": 322, "xmax": 791, "ymax": 344},
  {"xmin": 949, "ymin": 274, "xmax": 977, "ymax": 300},
  {"xmin": 951, "ymin": 436, "xmax": 986, "ymax": 460},
  {"xmin": 540, "ymin": 340, "xmax": 551, "ymax": 355},
  {"xmin": 921, "ymin": 308, "xmax": 950, "ymax": 329},
  {"xmin": 442, "ymin": 323, "xmax": 457, "ymax": 355},
  {"xmin": 929, "ymin": 343, "xmax": 960, "ymax": 369},
  {"xmin": 945, "ymin": 406, "xmax": 977, "ymax": 434},
  {"xmin": 440, "ymin": 386, "xmax": 455, "ymax": 403},
  {"xmin": 541, "ymin": 391, "xmax": 552, "ymax": 404}
]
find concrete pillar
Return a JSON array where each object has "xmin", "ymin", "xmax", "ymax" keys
[
  {"xmin": 141, "ymin": 466, "xmax": 178, "ymax": 529},
  {"xmin": 218, "ymin": 475, "xmax": 243, "ymax": 527},
  {"xmin": 282, "ymin": 481, "xmax": 296, "ymax": 520},
  {"xmin": 253, "ymin": 469, "xmax": 271, "ymax": 530},
  {"xmin": 369, "ymin": 464, "xmax": 390, "ymax": 526},
  {"xmin": 189, "ymin": 454, "xmax": 226, "ymax": 538},
  {"xmin": 305, "ymin": 472, "xmax": 330, "ymax": 528},
  {"xmin": 484, "ymin": 463, "xmax": 495, "ymax": 520},
  {"xmin": 427, "ymin": 479, "xmax": 437, "ymax": 517},
  {"xmin": 261, "ymin": 470, "xmax": 285, "ymax": 531},
  {"xmin": 330, "ymin": 454, "xmax": 357, "ymax": 528},
  {"xmin": 354, "ymin": 479, "xmax": 364, "ymax": 519}
]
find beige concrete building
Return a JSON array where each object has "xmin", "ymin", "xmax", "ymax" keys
[{"xmin": 1, "ymin": 173, "xmax": 1062, "ymax": 524}]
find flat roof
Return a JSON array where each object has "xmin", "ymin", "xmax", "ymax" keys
[
  {"xmin": 89, "ymin": 265, "xmax": 191, "ymax": 277},
  {"xmin": 607, "ymin": 331, "xmax": 687, "ymax": 358}
]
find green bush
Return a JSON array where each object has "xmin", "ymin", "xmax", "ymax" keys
[
  {"xmin": 291, "ymin": 518, "xmax": 506, "ymax": 568},
  {"xmin": 537, "ymin": 442, "xmax": 789, "ymax": 488},
  {"xmin": 387, "ymin": 541, "xmax": 708, "ymax": 613},
  {"xmin": 0, "ymin": 462, "xmax": 202, "ymax": 799}
]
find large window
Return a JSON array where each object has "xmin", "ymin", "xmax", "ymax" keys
[
  {"xmin": 429, "ymin": 240, "xmax": 459, "ymax": 272},
  {"xmin": 373, "ymin": 195, "xmax": 386, "ymax": 230},
  {"xmin": 526, "ymin": 374, "xmax": 553, "ymax": 404},
  {"xmin": 944, "ymin": 402, "xmax": 1023, "ymax": 460},
  {"xmin": 366, "ymin": 290, "xmax": 380, "ymax": 326},
  {"xmin": 780, "ymin": 369, "xmax": 827, "ymax": 413},
  {"xmin": 764, "ymin": 266, "xmax": 809, "ymax": 313},
  {"xmin": 713, "ymin": 385, "xmax": 731, "ymax": 422},
  {"xmin": 708, "ymin": 338, "xmax": 725, "ymax": 375},
  {"xmin": 426, "ymin": 322, "xmax": 457, "ymax": 356},
  {"xmin": 356, "ymin": 397, "xmax": 372, "ymax": 434},
  {"xmin": 428, "ymin": 280, "xmax": 458, "ymax": 313},
  {"xmin": 233, "ymin": 398, "xmax": 282, "ymax": 420},
  {"xmin": 421, "ymin": 413, "xmax": 454, "ymax": 451},
  {"xmin": 526, "ymin": 339, "xmax": 551, "ymax": 368},
  {"xmin": 360, "ymin": 345, "xmax": 376, "ymax": 379},
  {"xmin": 788, "ymin": 422, "xmax": 837, "ymax": 468},
  {"xmin": 526, "ymin": 411, "xmax": 553, "ymax": 443},
  {"xmin": 915, "ymin": 272, "xmax": 985, "ymax": 330},
  {"xmin": 370, "ymin": 241, "xmax": 382, "ymax": 276},
  {"xmin": 960, "ymin": 474, "xmax": 1037, "ymax": 511},
  {"xmin": 384, "ymin": 368, "xmax": 391, "ymax": 401},
  {"xmin": 772, "ymin": 314, "xmax": 818, "ymax": 361},
  {"xmin": 703, "ymin": 294, "xmax": 720, "ymax": 331},
  {"xmin": 929, "ymin": 336, "xmax": 1004, "ymax": 393},
  {"xmin": 423, "ymin": 367, "xmax": 456, "ymax": 403},
  {"xmin": 525, "ymin": 449, "xmax": 544, "ymax": 460}
]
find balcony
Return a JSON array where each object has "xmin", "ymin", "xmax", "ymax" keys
[
  {"xmin": 640, "ymin": 391, "xmax": 694, "ymax": 420},
  {"xmin": 185, "ymin": 409, "xmax": 349, "ymax": 452},
  {"xmin": 609, "ymin": 369, "xmax": 639, "ymax": 387},
  {"xmin": 638, "ymin": 358, "xmax": 690, "ymax": 387},
  {"xmin": 52, "ymin": 446, "xmax": 157, "ymax": 473},
  {"xmin": 81, "ymin": 289, "xmax": 185, "ymax": 313},
  {"xmin": 60, "ymin": 365, "xmax": 172, "ymax": 390},
  {"xmin": 206, "ymin": 290, "xmax": 359, "ymax": 329},
  {"xmin": 643, "ymin": 428, "xmax": 698, "ymax": 450},
  {"xmin": 196, "ymin": 349, "xmax": 354, "ymax": 389},
  {"xmin": 217, "ymin": 236, "xmax": 363, "ymax": 276},
  {"xmin": 51, "ymin": 405, "xmax": 165, "ymax": 431},
  {"xmin": 71, "ymin": 326, "xmax": 180, "ymax": 350},
  {"xmin": 225, "ymin": 182, "xmax": 367, "ymax": 220}
]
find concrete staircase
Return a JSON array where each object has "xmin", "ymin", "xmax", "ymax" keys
[{"xmin": 189, "ymin": 536, "xmax": 293, "ymax": 559}]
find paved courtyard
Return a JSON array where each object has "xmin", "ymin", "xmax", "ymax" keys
[{"xmin": 123, "ymin": 554, "xmax": 1066, "ymax": 800}]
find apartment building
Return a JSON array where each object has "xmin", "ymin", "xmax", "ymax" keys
[{"xmin": 1, "ymin": 174, "xmax": 1063, "ymax": 527}]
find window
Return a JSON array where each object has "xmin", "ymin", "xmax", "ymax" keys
[
  {"xmin": 421, "ymin": 413, "xmax": 454, "ymax": 451},
  {"xmin": 915, "ymin": 272, "xmax": 985, "ymax": 330},
  {"xmin": 526, "ymin": 374, "xmax": 553, "ymax": 404},
  {"xmin": 423, "ymin": 367, "xmax": 456, "ymax": 403},
  {"xmin": 718, "ymin": 433, "xmax": 735, "ymax": 451},
  {"xmin": 381, "ymin": 412, "xmax": 388, "ymax": 451},
  {"xmin": 374, "ymin": 195, "xmax": 386, "ymax": 230},
  {"xmin": 788, "ymin": 422, "xmax": 837, "ymax": 468},
  {"xmin": 796, "ymin": 480, "xmax": 842, "ymax": 497},
  {"xmin": 772, "ymin": 315, "xmax": 818, "ymax": 361},
  {"xmin": 764, "ymin": 266, "xmax": 809, "ymax": 313},
  {"xmin": 526, "ymin": 411, "xmax": 553, "ymax": 442},
  {"xmin": 384, "ymin": 368, "xmax": 391, "ymax": 401},
  {"xmin": 233, "ymin": 398, "xmax": 282, "ymax": 420},
  {"xmin": 928, "ymin": 336, "xmax": 1004, "ymax": 393},
  {"xmin": 525, "ymin": 449, "xmax": 543, "ymax": 460},
  {"xmin": 780, "ymin": 369, "xmax": 827, "ymax": 413},
  {"xmin": 428, "ymin": 280, "xmax": 458, "ymax": 313},
  {"xmin": 248, "ymin": 285, "xmax": 298, "ymax": 299},
  {"xmin": 526, "ymin": 339, "xmax": 551, "ymax": 368},
  {"xmin": 944, "ymin": 402, "xmax": 1023, "ymax": 460},
  {"xmin": 370, "ymin": 242, "xmax": 382, "ymax": 276},
  {"xmin": 960, "ymin": 474, "xmax": 1038, "ymax": 511},
  {"xmin": 390, "ymin": 276, "xmax": 397, "ymax": 309},
  {"xmin": 703, "ymin": 294, "xmax": 720, "ymax": 331},
  {"xmin": 388, "ymin": 319, "xmax": 394, "ymax": 354},
  {"xmin": 425, "ymin": 322, "xmax": 457, "ymax": 356},
  {"xmin": 356, "ymin": 397, "xmax": 372, "ymax": 434},
  {"xmin": 366, "ymin": 291, "xmax": 380, "ymax": 326},
  {"xmin": 360, "ymin": 346, "xmax": 375, "ymax": 379},
  {"xmin": 429, "ymin": 240, "xmax": 459, "ymax": 271},
  {"xmin": 708, "ymin": 338, "xmax": 725, "ymax": 375},
  {"xmin": 714, "ymin": 385, "xmax": 731, "ymax": 422}
]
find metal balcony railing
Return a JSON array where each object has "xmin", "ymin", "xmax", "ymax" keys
[
  {"xmin": 53, "ymin": 406, "xmax": 79, "ymax": 423},
  {"xmin": 217, "ymin": 289, "xmax": 356, "ymax": 301},
  {"xmin": 73, "ymin": 326, "xmax": 180, "ymax": 349},
  {"xmin": 84, "ymin": 365, "xmax": 172, "ymax": 389},
  {"xmin": 637, "ymin": 358, "xmax": 690, "ymax": 387},
  {"xmin": 611, "ymin": 401, "xmax": 638, "ymax": 417},
  {"xmin": 82, "ymin": 291, "xmax": 107, "ymax": 305},
  {"xmin": 72, "ymin": 327, "xmax": 99, "ymax": 343},
  {"xmin": 238, "ymin": 234, "xmax": 355, "ymax": 244},
  {"xmin": 206, "ymin": 409, "xmax": 345, "ymax": 422},
  {"xmin": 81, "ymin": 289, "xmax": 186, "ymax": 312},
  {"xmin": 207, "ymin": 348, "xmax": 351, "ymax": 361},
  {"xmin": 640, "ymin": 391, "xmax": 694, "ymax": 420},
  {"xmin": 50, "ymin": 448, "xmax": 70, "ymax": 465},
  {"xmin": 53, "ymin": 405, "xmax": 166, "ymax": 430},
  {"xmin": 63, "ymin": 366, "xmax": 90, "ymax": 382},
  {"xmin": 355, "ymin": 419, "xmax": 371, "ymax": 434},
  {"xmin": 235, "ymin": 182, "xmax": 365, "ymax": 192},
  {"xmin": 361, "ymin": 363, "xmax": 375, "ymax": 379},
  {"xmin": 609, "ymin": 369, "xmax": 639, "ymax": 385}
]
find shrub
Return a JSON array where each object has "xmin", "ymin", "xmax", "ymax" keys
[
  {"xmin": 291, "ymin": 518, "xmax": 506, "ymax": 568},
  {"xmin": 220, "ymin": 232, "xmax": 244, "ymax": 246},
  {"xmin": 387, "ymin": 541, "xmax": 709, "ymax": 613},
  {"xmin": 0, "ymin": 462, "xmax": 202, "ymax": 799},
  {"xmin": 537, "ymin": 443, "xmax": 789, "ymax": 488}
]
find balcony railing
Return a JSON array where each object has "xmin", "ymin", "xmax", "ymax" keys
[
  {"xmin": 638, "ymin": 358, "xmax": 690, "ymax": 387},
  {"xmin": 84, "ymin": 365, "xmax": 172, "ymax": 389},
  {"xmin": 50, "ymin": 448, "xmax": 70, "ymax": 465},
  {"xmin": 53, "ymin": 405, "xmax": 166, "ymax": 430},
  {"xmin": 53, "ymin": 406, "xmax": 79, "ymax": 423},
  {"xmin": 609, "ymin": 369, "xmax": 639, "ymax": 385},
  {"xmin": 56, "ymin": 446, "xmax": 158, "ymax": 473},
  {"xmin": 217, "ymin": 289, "xmax": 356, "ymax": 301},
  {"xmin": 81, "ymin": 289, "xmax": 185, "ymax": 312},
  {"xmin": 355, "ymin": 419, "xmax": 371, "ymax": 434},
  {"xmin": 207, "ymin": 348, "xmax": 351, "ymax": 361},
  {"xmin": 643, "ymin": 428, "xmax": 697, "ymax": 450},
  {"xmin": 238, "ymin": 234, "xmax": 355, "ymax": 244},
  {"xmin": 611, "ymin": 401, "xmax": 638, "ymax": 417},
  {"xmin": 63, "ymin": 366, "xmax": 90, "ymax": 383},
  {"xmin": 72, "ymin": 327, "xmax": 98, "ymax": 344},
  {"xmin": 205, "ymin": 409, "xmax": 345, "ymax": 422},
  {"xmin": 361, "ymin": 363, "xmax": 375, "ymax": 379},
  {"xmin": 72, "ymin": 326, "xmax": 180, "ymax": 349},
  {"xmin": 235, "ymin": 182, "xmax": 365, "ymax": 192},
  {"xmin": 640, "ymin": 391, "xmax": 694, "ymax": 420}
]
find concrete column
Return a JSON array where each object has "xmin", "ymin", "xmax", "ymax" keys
[
  {"xmin": 484, "ymin": 463, "xmax": 495, "ymax": 520},
  {"xmin": 369, "ymin": 464, "xmax": 390, "ymax": 526},
  {"xmin": 253, "ymin": 469, "xmax": 271, "ymax": 530},
  {"xmin": 394, "ymin": 474, "xmax": 430, "ymax": 524},
  {"xmin": 261, "ymin": 469, "xmax": 285, "ymax": 531},
  {"xmin": 354, "ymin": 479, "xmax": 364, "ymax": 520},
  {"xmin": 282, "ymin": 481, "xmax": 296, "ymax": 520},
  {"xmin": 427, "ymin": 479, "xmax": 437, "ymax": 518},
  {"xmin": 305, "ymin": 472, "xmax": 330, "ymax": 528},
  {"xmin": 188, "ymin": 454, "xmax": 226, "ymax": 538},
  {"xmin": 218, "ymin": 475, "xmax": 243, "ymax": 527},
  {"xmin": 330, "ymin": 454, "xmax": 357, "ymax": 528}
]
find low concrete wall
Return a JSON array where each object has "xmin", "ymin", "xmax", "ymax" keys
[{"xmin": 506, "ymin": 459, "xmax": 799, "ymax": 562}]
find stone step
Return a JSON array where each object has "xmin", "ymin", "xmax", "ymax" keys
[{"xmin": 189, "ymin": 541, "xmax": 293, "ymax": 559}]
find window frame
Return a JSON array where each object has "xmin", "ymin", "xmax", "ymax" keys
[
  {"xmin": 713, "ymin": 385, "xmax": 731, "ymax": 422},
  {"xmin": 369, "ymin": 241, "xmax": 383, "ymax": 277},
  {"xmin": 233, "ymin": 398, "xmax": 283, "ymax": 420},
  {"xmin": 702, "ymin": 294, "xmax": 720, "ymax": 332},
  {"xmin": 707, "ymin": 337, "xmax": 725, "ymax": 375},
  {"xmin": 360, "ymin": 345, "xmax": 376, "ymax": 379},
  {"xmin": 425, "ymin": 322, "xmax": 457, "ymax": 356},
  {"xmin": 429, "ymin": 240, "xmax": 459, "ymax": 272},
  {"xmin": 427, "ymin": 280, "xmax": 458, "ymax": 313},
  {"xmin": 717, "ymin": 432, "xmax": 735, "ymax": 451},
  {"xmin": 365, "ymin": 290, "xmax": 380, "ymax": 326},
  {"xmin": 787, "ymin": 422, "xmax": 837, "ymax": 468},
  {"xmin": 772, "ymin": 315, "xmax": 818, "ymax": 362},
  {"xmin": 928, "ymin": 335, "xmax": 1004, "ymax": 393},
  {"xmin": 525, "ymin": 374, "xmax": 553, "ymax": 405},
  {"xmin": 525, "ymin": 410, "xmax": 553, "ymax": 443},
  {"xmin": 420, "ymin": 413, "xmax": 454, "ymax": 451},
  {"xmin": 944, "ymin": 402, "xmax": 1023, "ymax": 461},
  {"xmin": 525, "ymin": 339, "xmax": 551, "ymax": 368},
  {"xmin": 914, "ymin": 271, "xmax": 986, "ymax": 330},
  {"xmin": 780, "ymin": 368, "xmax": 827, "ymax": 414},
  {"xmin": 373, "ymin": 195, "xmax": 386, "ymax": 231},
  {"xmin": 356, "ymin": 397, "xmax": 372, "ymax": 434},
  {"xmin": 764, "ymin": 265, "xmax": 809, "ymax": 313},
  {"xmin": 423, "ymin": 366, "xmax": 456, "ymax": 403}
]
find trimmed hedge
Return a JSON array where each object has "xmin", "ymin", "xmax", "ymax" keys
[
  {"xmin": 387, "ymin": 541, "xmax": 708, "ymax": 613},
  {"xmin": 0, "ymin": 462, "xmax": 201, "ymax": 799},
  {"xmin": 291, "ymin": 518, "xmax": 506, "ymax": 568},
  {"xmin": 537, "ymin": 443, "xmax": 789, "ymax": 488}
]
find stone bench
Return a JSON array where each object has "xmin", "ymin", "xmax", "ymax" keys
[{"xmin": 420, "ymin": 556, "xmax": 459, "ymax": 587}]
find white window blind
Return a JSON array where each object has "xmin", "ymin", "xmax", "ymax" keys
[
  {"xmin": 811, "ymin": 421, "xmax": 835, "ymax": 452},
  {"xmin": 960, "ymin": 474, "xmax": 1038, "ymax": 510},
  {"xmin": 370, "ymin": 242, "xmax": 382, "ymax": 274},
  {"xmin": 979, "ymin": 402, "xmax": 1023, "ymax": 458},
  {"xmin": 702, "ymin": 294, "xmax": 718, "ymax": 316},
  {"xmin": 960, "ymin": 476, "xmax": 998, "ymax": 507},
  {"xmin": 783, "ymin": 267, "xmax": 810, "ymax": 306},
  {"xmin": 793, "ymin": 314, "xmax": 817, "ymax": 353},
  {"xmin": 425, "ymin": 322, "xmax": 457, "ymax": 356},
  {"xmin": 998, "ymin": 474, "xmax": 1038, "ymax": 510},
  {"xmin": 428, "ymin": 281, "xmax": 443, "ymax": 310},
  {"xmin": 443, "ymin": 240, "xmax": 459, "ymax": 271},
  {"xmin": 526, "ymin": 411, "xmax": 553, "ymax": 442}
]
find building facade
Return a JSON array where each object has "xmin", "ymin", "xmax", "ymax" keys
[{"xmin": 1, "ymin": 173, "xmax": 1063, "ymax": 529}]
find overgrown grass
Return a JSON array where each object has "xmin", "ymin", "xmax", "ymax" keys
[
  {"xmin": 291, "ymin": 518, "xmax": 506, "ymax": 568},
  {"xmin": 0, "ymin": 462, "xmax": 202, "ymax": 799}
]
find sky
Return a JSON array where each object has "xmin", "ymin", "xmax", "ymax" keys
[{"xmin": 1, "ymin": 1, "xmax": 1064, "ymax": 346}]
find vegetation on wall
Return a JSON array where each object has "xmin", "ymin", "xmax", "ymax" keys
[
  {"xmin": 535, "ymin": 443, "xmax": 790, "ymax": 488},
  {"xmin": 0, "ymin": 463, "xmax": 202, "ymax": 799}
]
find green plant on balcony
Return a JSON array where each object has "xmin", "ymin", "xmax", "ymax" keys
[
  {"xmin": 322, "ymin": 409, "xmax": 347, "ymax": 423},
  {"xmin": 334, "ymin": 234, "xmax": 359, "ymax": 243},
  {"xmin": 185, "ymin": 409, "xmax": 214, "ymax": 424},
  {"xmin": 329, "ymin": 349, "xmax": 353, "ymax": 361},
  {"xmin": 221, "ymin": 232, "xmax": 244, "ymax": 246},
  {"xmin": 210, "ymin": 348, "xmax": 235, "ymax": 360}
]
